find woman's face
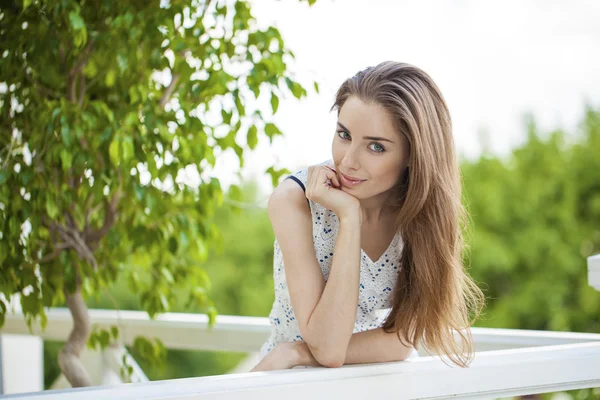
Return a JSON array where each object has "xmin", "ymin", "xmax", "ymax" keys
[{"xmin": 331, "ymin": 95, "xmax": 409, "ymax": 200}]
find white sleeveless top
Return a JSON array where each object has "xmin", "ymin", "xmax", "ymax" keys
[{"xmin": 259, "ymin": 159, "xmax": 419, "ymax": 362}]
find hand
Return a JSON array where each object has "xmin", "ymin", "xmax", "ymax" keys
[
  {"xmin": 250, "ymin": 341, "xmax": 321, "ymax": 372},
  {"xmin": 306, "ymin": 162, "xmax": 360, "ymax": 221},
  {"xmin": 250, "ymin": 342, "xmax": 301, "ymax": 372}
]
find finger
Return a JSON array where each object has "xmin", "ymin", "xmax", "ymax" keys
[
  {"xmin": 321, "ymin": 167, "xmax": 340, "ymax": 189},
  {"xmin": 324, "ymin": 166, "xmax": 340, "ymax": 187}
]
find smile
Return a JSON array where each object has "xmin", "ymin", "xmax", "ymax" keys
[{"xmin": 340, "ymin": 172, "xmax": 366, "ymax": 187}]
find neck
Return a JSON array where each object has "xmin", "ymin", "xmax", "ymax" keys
[{"xmin": 358, "ymin": 191, "xmax": 398, "ymax": 225}]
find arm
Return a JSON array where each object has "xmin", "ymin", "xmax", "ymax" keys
[
  {"xmin": 268, "ymin": 179, "xmax": 361, "ymax": 367},
  {"xmin": 304, "ymin": 214, "xmax": 362, "ymax": 366},
  {"xmin": 294, "ymin": 327, "xmax": 414, "ymax": 367}
]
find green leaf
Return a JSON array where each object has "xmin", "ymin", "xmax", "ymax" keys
[
  {"xmin": 221, "ymin": 109, "xmax": 232, "ymax": 124},
  {"xmin": 105, "ymin": 70, "xmax": 116, "ymax": 87},
  {"xmin": 207, "ymin": 306, "xmax": 217, "ymax": 327},
  {"xmin": 196, "ymin": 238, "xmax": 208, "ymax": 263},
  {"xmin": 313, "ymin": 81, "xmax": 319, "ymax": 94},
  {"xmin": 109, "ymin": 137, "xmax": 120, "ymax": 165},
  {"xmin": 45, "ymin": 197, "xmax": 59, "ymax": 219},
  {"xmin": 133, "ymin": 336, "xmax": 154, "ymax": 361},
  {"xmin": 0, "ymin": 170, "xmax": 8, "ymax": 185},
  {"xmin": 110, "ymin": 325, "xmax": 119, "ymax": 340},
  {"xmin": 168, "ymin": 236, "xmax": 178, "ymax": 254},
  {"xmin": 285, "ymin": 77, "xmax": 306, "ymax": 99},
  {"xmin": 128, "ymin": 86, "xmax": 139, "ymax": 104},
  {"xmin": 270, "ymin": 92, "xmax": 279, "ymax": 114},
  {"xmin": 60, "ymin": 149, "xmax": 73, "ymax": 170},
  {"xmin": 234, "ymin": 92, "xmax": 245, "ymax": 117},
  {"xmin": 161, "ymin": 267, "xmax": 174, "ymax": 284},
  {"xmin": 61, "ymin": 124, "xmax": 72, "ymax": 147},
  {"xmin": 40, "ymin": 311, "xmax": 48, "ymax": 331},
  {"xmin": 20, "ymin": 292, "xmax": 41, "ymax": 316},
  {"xmin": 68, "ymin": 12, "xmax": 85, "ymax": 30},
  {"xmin": 99, "ymin": 329, "xmax": 111, "ymax": 348},
  {"xmin": 264, "ymin": 123, "xmax": 282, "ymax": 143},
  {"xmin": 228, "ymin": 184, "xmax": 243, "ymax": 202},
  {"xmin": 0, "ymin": 300, "xmax": 7, "ymax": 328},
  {"xmin": 121, "ymin": 136, "xmax": 134, "ymax": 162},
  {"xmin": 266, "ymin": 166, "xmax": 292, "ymax": 188},
  {"xmin": 247, "ymin": 126, "xmax": 258, "ymax": 149}
]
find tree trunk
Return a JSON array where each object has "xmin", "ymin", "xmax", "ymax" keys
[{"xmin": 58, "ymin": 285, "xmax": 92, "ymax": 387}]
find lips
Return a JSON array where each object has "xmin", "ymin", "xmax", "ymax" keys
[{"xmin": 340, "ymin": 172, "xmax": 366, "ymax": 182}]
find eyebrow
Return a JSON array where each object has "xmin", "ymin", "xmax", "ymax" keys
[{"xmin": 337, "ymin": 122, "xmax": 395, "ymax": 143}]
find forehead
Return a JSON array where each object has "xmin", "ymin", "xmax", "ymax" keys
[{"xmin": 338, "ymin": 96, "xmax": 399, "ymax": 139}]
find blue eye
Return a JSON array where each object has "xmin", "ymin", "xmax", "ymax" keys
[
  {"xmin": 337, "ymin": 130, "xmax": 350, "ymax": 140},
  {"xmin": 370, "ymin": 143, "xmax": 385, "ymax": 153}
]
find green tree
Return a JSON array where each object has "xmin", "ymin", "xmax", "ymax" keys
[
  {"xmin": 42, "ymin": 180, "xmax": 276, "ymax": 385},
  {"xmin": 463, "ymin": 108, "xmax": 600, "ymax": 334},
  {"xmin": 0, "ymin": 0, "xmax": 315, "ymax": 387}
]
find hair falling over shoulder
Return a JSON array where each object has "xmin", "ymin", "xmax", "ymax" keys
[{"xmin": 331, "ymin": 61, "xmax": 485, "ymax": 368}]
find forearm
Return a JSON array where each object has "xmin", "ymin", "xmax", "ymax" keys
[
  {"xmin": 344, "ymin": 327, "xmax": 414, "ymax": 364},
  {"xmin": 305, "ymin": 215, "xmax": 361, "ymax": 364},
  {"xmin": 296, "ymin": 327, "xmax": 414, "ymax": 367}
]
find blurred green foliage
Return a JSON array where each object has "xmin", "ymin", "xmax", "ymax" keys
[{"xmin": 463, "ymin": 108, "xmax": 600, "ymax": 334}]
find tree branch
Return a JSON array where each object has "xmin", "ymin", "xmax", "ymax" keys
[
  {"xmin": 67, "ymin": 40, "xmax": 95, "ymax": 104},
  {"xmin": 1, "ymin": 133, "xmax": 15, "ymax": 170},
  {"xmin": 86, "ymin": 173, "xmax": 123, "ymax": 244},
  {"xmin": 70, "ymin": 40, "xmax": 96, "ymax": 80},
  {"xmin": 38, "ymin": 243, "xmax": 70, "ymax": 264},
  {"xmin": 55, "ymin": 222, "xmax": 98, "ymax": 270},
  {"xmin": 78, "ymin": 72, "xmax": 85, "ymax": 106},
  {"xmin": 159, "ymin": 73, "xmax": 180, "ymax": 108}
]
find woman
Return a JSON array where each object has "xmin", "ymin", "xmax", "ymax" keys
[{"xmin": 251, "ymin": 61, "xmax": 485, "ymax": 372}]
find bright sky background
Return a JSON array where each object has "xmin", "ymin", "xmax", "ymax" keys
[{"xmin": 212, "ymin": 0, "xmax": 600, "ymax": 200}]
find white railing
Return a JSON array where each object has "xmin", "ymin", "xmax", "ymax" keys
[
  {"xmin": 0, "ymin": 254, "xmax": 598, "ymax": 399},
  {"xmin": 2, "ymin": 339, "xmax": 600, "ymax": 400}
]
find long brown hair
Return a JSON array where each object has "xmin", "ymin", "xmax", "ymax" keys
[{"xmin": 331, "ymin": 61, "xmax": 485, "ymax": 367}]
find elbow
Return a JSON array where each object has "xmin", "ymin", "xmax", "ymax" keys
[
  {"xmin": 309, "ymin": 345, "xmax": 345, "ymax": 368},
  {"xmin": 398, "ymin": 347, "xmax": 415, "ymax": 361},
  {"xmin": 322, "ymin": 357, "xmax": 345, "ymax": 368},
  {"xmin": 302, "ymin": 329, "xmax": 347, "ymax": 368},
  {"xmin": 316, "ymin": 353, "xmax": 344, "ymax": 368}
]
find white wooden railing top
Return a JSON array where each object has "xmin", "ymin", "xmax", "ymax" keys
[{"xmin": 3, "ymin": 341, "xmax": 600, "ymax": 400}]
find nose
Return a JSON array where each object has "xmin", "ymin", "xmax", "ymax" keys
[{"xmin": 340, "ymin": 145, "xmax": 360, "ymax": 172}]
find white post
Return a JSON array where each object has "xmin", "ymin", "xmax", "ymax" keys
[
  {"xmin": 588, "ymin": 254, "xmax": 600, "ymax": 292},
  {"xmin": 0, "ymin": 334, "xmax": 44, "ymax": 394}
]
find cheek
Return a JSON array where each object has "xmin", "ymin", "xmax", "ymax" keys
[
  {"xmin": 331, "ymin": 140, "xmax": 344, "ymax": 162},
  {"xmin": 373, "ymin": 161, "xmax": 403, "ymax": 187}
]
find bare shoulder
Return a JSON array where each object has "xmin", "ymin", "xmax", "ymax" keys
[{"xmin": 267, "ymin": 177, "xmax": 311, "ymax": 218}]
